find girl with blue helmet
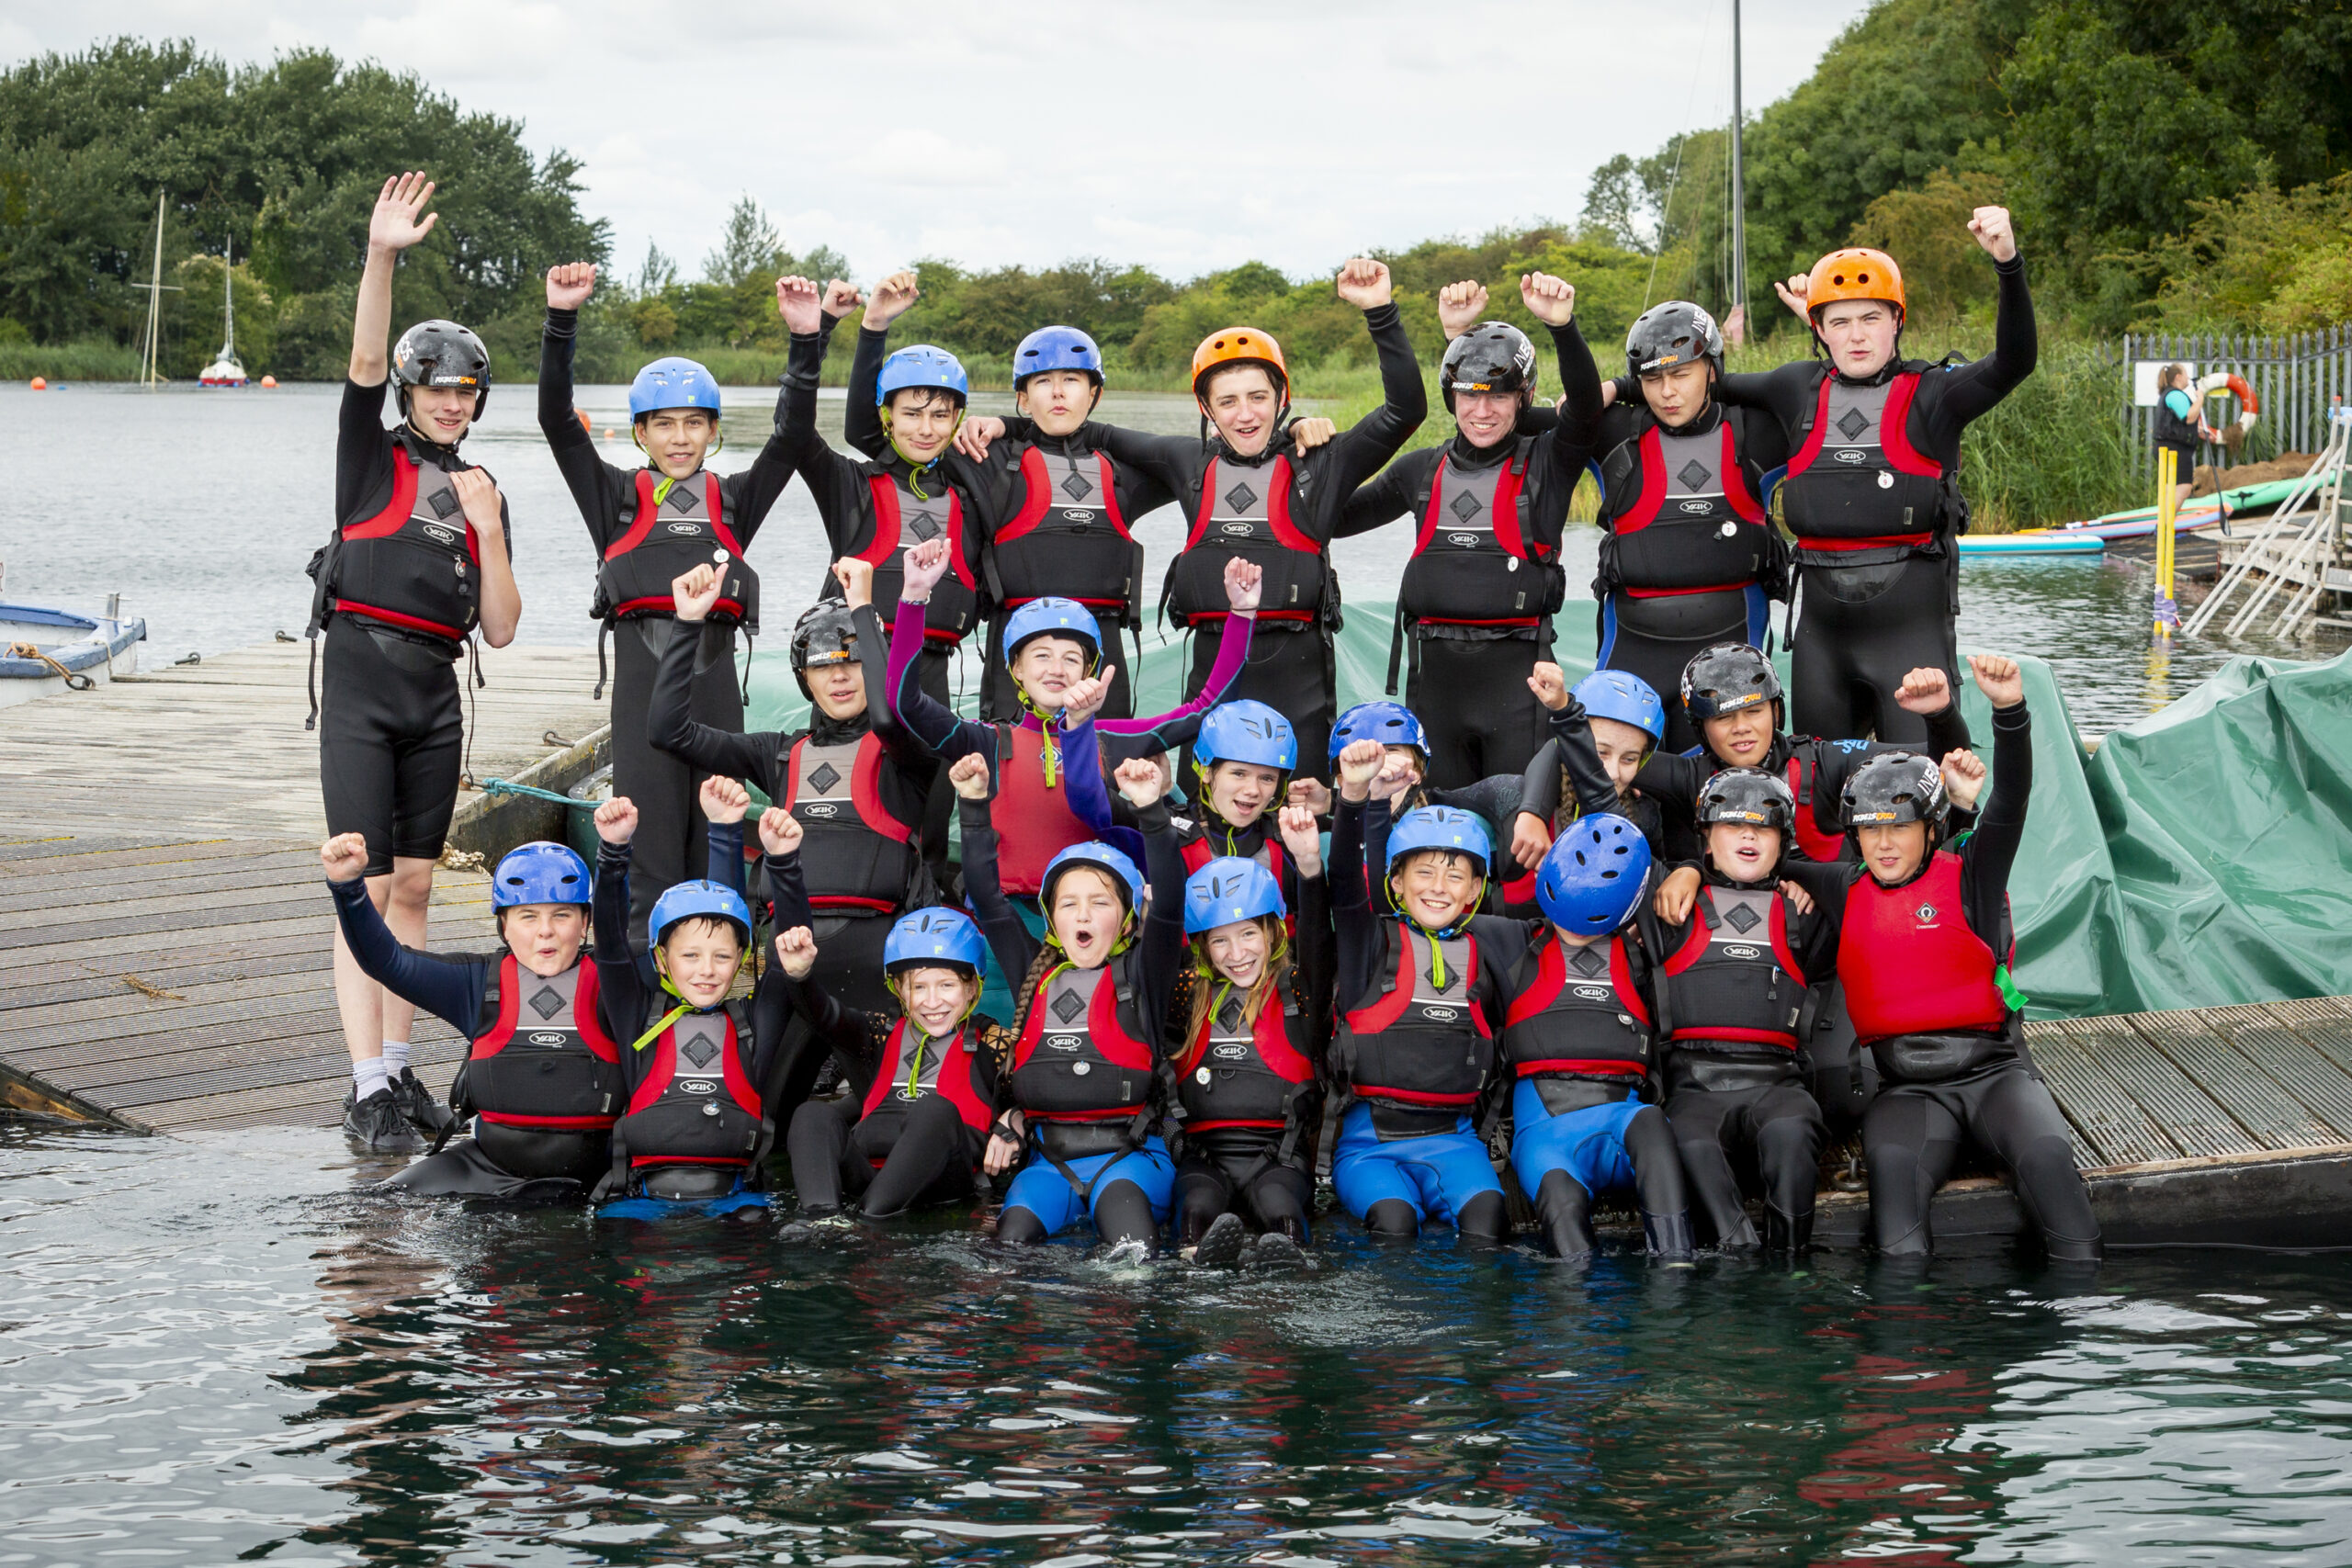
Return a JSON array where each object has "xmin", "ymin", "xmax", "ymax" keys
[
  {"xmin": 1510, "ymin": 664, "xmax": 1675, "ymax": 897},
  {"xmin": 1498, "ymin": 817, "xmax": 1694, "ymax": 1260},
  {"xmin": 772, "ymin": 906, "xmax": 1012, "ymax": 1223},
  {"xmin": 1154, "ymin": 801, "xmax": 1333, "ymax": 1265},
  {"xmin": 321, "ymin": 833, "xmax": 620, "ymax": 1199},
  {"xmin": 773, "ymin": 270, "xmax": 989, "ymax": 710},
  {"xmin": 1174, "ymin": 699, "xmax": 1310, "ymax": 930},
  {"xmin": 952, "ymin": 752, "xmax": 1188, "ymax": 1253},
  {"xmin": 537, "ymin": 259, "xmax": 809, "ymax": 943},
  {"xmin": 1300, "ymin": 700, "xmax": 1531, "ymax": 917},
  {"xmin": 1326, "ymin": 741, "xmax": 1532, "ymax": 1243}
]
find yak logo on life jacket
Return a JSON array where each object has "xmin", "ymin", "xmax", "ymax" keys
[
  {"xmin": 679, "ymin": 1079, "xmax": 718, "ymax": 1096},
  {"xmin": 1447, "ymin": 531, "xmax": 1481, "ymax": 547},
  {"xmin": 1065, "ymin": 508, "xmax": 1098, "ymax": 525},
  {"xmin": 1679, "ymin": 500, "xmax": 1713, "ymax": 515},
  {"xmin": 1220, "ymin": 522, "xmax": 1251, "ymax": 536},
  {"xmin": 800, "ymin": 802, "xmax": 841, "ymax": 819},
  {"xmin": 665, "ymin": 521, "xmax": 700, "ymax": 536},
  {"xmin": 1722, "ymin": 943, "xmax": 1762, "ymax": 960},
  {"xmin": 1213, "ymin": 1043, "xmax": 1249, "ymax": 1060},
  {"xmin": 1572, "ymin": 985, "xmax": 1610, "ymax": 1002},
  {"xmin": 422, "ymin": 523, "xmax": 458, "ymax": 545},
  {"xmin": 1833, "ymin": 448, "xmax": 1868, "ymax": 464},
  {"xmin": 1044, "ymin": 1032, "xmax": 1082, "ymax": 1053},
  {"xmin": 1423, "ymin": 1006, "xmax": 1461, "ymax": 1023},
  {"xmin": 527, "ymin": 1032, "xmax": 567, "ymax": 1047}
]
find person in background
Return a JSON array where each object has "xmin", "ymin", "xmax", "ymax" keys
[{"xmin": 2151, "ymin": 363, "xmax": 2206, "ymax": 511}]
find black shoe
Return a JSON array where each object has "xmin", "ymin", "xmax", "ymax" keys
[
  {"xmin": 1644, "ymin": 1211, "xmax": 1698, "ymax": 1260},
  {"xmin": 1191, "ymin": 1212, "xmax": 1249, "ymax": 1269},
  {"xmin": 344, "ymin": 1087, "xmax": 424, "ymax": 1154},
  {"xmin": 390, "ymin": 1068, "xmax": 454, "ymax": 1137},
  {"xmin": 1250, "ymin": 1229, "xmax": 1306, "ymax": 1267}
]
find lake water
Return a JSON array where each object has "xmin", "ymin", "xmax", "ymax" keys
[{"xmin": 0, "ymin": 381, "xmax": 2324, "ymax": 734}]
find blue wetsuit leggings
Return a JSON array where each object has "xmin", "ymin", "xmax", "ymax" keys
[
  {"xmin": 1330, "ymin": 1105, "xmax": 1507, "ymax": 1240},
  {"xmin": 1508, "ymin": 1081, "xmax": 1690, "ymax": 1258},
  {"xmin": 997, "ymin": 1135, "xmax": 1173, "ymax": 1249}
]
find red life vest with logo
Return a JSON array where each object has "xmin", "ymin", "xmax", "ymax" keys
[
  {"xmin": 854, "ymin": 473, "xmax": 980, "ymax": 646},
  {"xmin": 992, "ymin": 446, "xmax": 1138, "ymax": 617},
  {"xmin": 1501, "ymin": 931, "xmax": 1652, "ymax": 1081},
  {"xmin": 1837, "ymin": 852, "xmax": 2009, "ymax": 1043},
  {"xmin": 1176, "ymin": 975, "xmax": 1317, "ymax": 1134},
  {"xmin": 1781, "ymin": 368, "xmax": 1945, "ymax": 555},
  {"xmin": 594, "ymin": 469, "xmax": 759, "ymax": 629},
  {"xmin": 1009, "ymin": 958, "xmax": 1158, "ymax": 1122},
  {"xmin": 781, "ymin": 731, "xmax": 918, "ymax": 914},
  {"xmin": 1601, "ymin": 416, "xmax": 1770, "ymax": 596},
  {"xmin": 991, "ymin": 721, "xmax": 1097, "ymax": 898},
  {"xmin": 1333, "ymin": 923, "xmax": 1493, "ymax": 1113},
  {"xmin": 1400, "ymin": 441, "xmax": 1557, "ymax": 627},
  {"xmin": 1168, "ymin": 455, "xmax": 1326, "ymax": 626},
  {"xmin": 458, "ymin": 956, "xmax": 623, "ymax": 1130},
  {"xmin": 859, "ymin": 1018, "xmax": 994, "ymax": 1137},
  {"xmin": 1782, "ymin": 747, "xmax": 1848, "ymax": 863},
  {"xmin": 1661, "ymin": 884, "xmax": 1809, "ymax": 1052},
  {"xmin": 327, "ymin": 441, "xmax": 481, "ymax": 644},
  {"xmin": 615, "ymin": 1000, "xmax": 763, "ymax": 1168}
]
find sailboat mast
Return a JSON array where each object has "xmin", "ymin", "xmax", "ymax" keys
[
  {"xmin": 142, "ymin": 190, "xmax": 165, "ymax": 389},
  {"xmin": 222, "ymin": 233, "xmax": 235, "ymax": 358},
  {"xmin": 1729, "ymin": 0, "xmax": 1747, "ymax": 336}
]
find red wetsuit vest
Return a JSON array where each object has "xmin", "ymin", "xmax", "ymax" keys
[
  {"xmin": 991, "ymin": 721, "xmax": 1096, "ymax": 898},
  {"xmin": 594, "ymin": 468, "xmax": 759, "ymax": 629},
  {"xmin": 1782, "ymin": 748, "xmax": 1848, "ymax": 863},
  {"xmin": 1333, "ymin": 923, "xmax": 1493, "ymax": 1122},
  {"xmin": 859, "ymin": 1018, "xmax": 994, "ymax": 1138},
  {"xmin": 1837, "ymin": 852, "xmax": 2009, "ymax": 1043},
  {"xmin": 1660, "ymin": 884, "xmax": 1809, "ymax": 1052},
  {"xmin": 854, "ymin": 473, "xmax": 980, "ymax": 646},
  {"xmin": 1008, "ymin": 958, "xmax": 1157, "ymax": 1124},
  {"xmin": 457, "ymin": 955, "xmax": 624, "ymax": 1130},
  {"xmin": 1176, "ymin": 976, "xmax": 1317, "ymax": 1134},
  {"xmin": 781, "ymin": 731, "xmax": 919, "ymax": 915},
  {"xmin": 1601, "ymin": 416, "xmax": 1771, "ymax": 596},
  {"xmin": 1501, "ymin": 931, "xmax": 1653, "ymax": 1083},
  {"xmin": 992, "ymin": 446, "xmax": 1139, "ymax": 618},
  {"xmin": 1400, "ymin": 441, "xmax": 1558, "ymax": 628}
]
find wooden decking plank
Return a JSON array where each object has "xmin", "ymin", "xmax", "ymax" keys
[
  {"xmin": 0, "ymin": 834, "xmax": 195, "ymax": 865},
  {"xmin": 2269, "ymin": 997, "xmax": 2352, "ymax": 1078},
  {"xmin": 2133, "ymin": 1007, "xmax": 2340, "ymax": 1151},
  {"xmin": 0, "ymin": 876, "xmax": 333, "ymax": 934},
  {"xmin": 2056, "ymin": 1014, "xmax": 2262, "ymax": 1159},
  {"xmin": 0, "ymin": 838, "xmax": 257, "ymax": 874},
  {"xmin": 0, "ymin": 947, "xmax": 335, "ymax": 1011},
  {"xmin": 0, "ymin": 965, "xmax": 340, "ymax": 1036},
  {"xmin": 0, "ymin": 858, "xmax": 325, "ymax": 915},
  {"xmin": 84, "ymin": 1031, "xmax": 464, "ymax": 1108},
  {"xmin": 2024, "ymin": 1021, "xmax": 2181, "ymax": 1168},
  {"xmin": 29, "ymin": 1015, "xmax": 460, "ymax": 1097}
]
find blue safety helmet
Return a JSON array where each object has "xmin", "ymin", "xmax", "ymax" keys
[
  {"xmin": 628, "ymin": 356, "xmax": 721, "ymax": 421},
  {"xmin": 649, "ymin": 879, "xmax": 752, "ymax": 948},
  {"xmin": 1183, "ymin": 855, "xmax": 1287, "ymax": 936},
  {"xmin": 1536, "ymin": 813, "xmax": 1654, "ymax": 935},
  {"xmin": 1001, "ymin": 595, "xmax": 1101, "ymax": 669},
  {"xmin": 876, "ymin": 344, "xmax": 969, "ymax": 408},
  {"xmin": 492, "ymin": 842, "xmax": 592, "ymax": 909},
  {"xmin": 1012, "ymin": 325, "xmax": 1104, "ymax": 389},
  {"xmin": 1329, "ymin": 700, "xmax": 1427, "ymax": 762},
  {"xmin": 1573, "ymin": 668, "xmax": 1668, "ymax": 745},
  {"xmin": 1041, "ymin": 840, "xmax": 1146, "ymax": 915},
  {"xmin": 1385, "ymin": 805, "xmax": 1492, "ymax": 878},
  {"xmin": 883, "ymin": 907, "xmax": 988, "ymax": 978},
  {"xmin": 1194, "ymin": 699, "xmax": 1298, "ymax": 775}
]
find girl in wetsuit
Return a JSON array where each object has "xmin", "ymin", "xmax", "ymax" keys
[
  {"xmin": 308, "ymin": 172, "xmax": 522, "ymax": 1154},
  {"xmin": 1501, "ymin": 816, "xmax": 1693, "ymax": 1260},
  {"xmin": 773, "ymin": 907, "xmax": 1011, "ymax": 1223},
  {"xmin": 1157, "ymin": 808, "xmax": 1334, "ymax": 1264},
  {"xmin": 1508, "ymin": 665, "xmax": 1673, "ymax": 889},
  {"xmin": 1719, "ymin": 208, "xmax": 2034, "ymax": 741},
  {"xmin": 958, "ymin": 752, "xmax": 1186, "ymax": 1252},
  {"xmin": 536, "ymin": 262, "xmax": 810, "ymax": 942},
  {"xmin": 1329, "ymin": 750, "xmax": 1532, "ymax": 1242},
  {"xmin": 1171, "ymin": 700, "xmax": 1310, "ymax": 919}
]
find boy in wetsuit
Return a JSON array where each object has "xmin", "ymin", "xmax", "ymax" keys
[{"xmin": 309, "ymin": 171, "xmax": 522, "ymax": 1153}]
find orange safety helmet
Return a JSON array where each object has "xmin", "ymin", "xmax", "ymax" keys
[
  {"xmin": 1805, "ymin": 247, "xmax": 1905, "ymax": 322},
  {"xmin": 1191, "ymin": 327, "xmax": 1290, "ymax": 408}
]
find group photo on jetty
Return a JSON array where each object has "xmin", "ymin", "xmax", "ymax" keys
[{"xmin": 4, "ymin": 4, "xmax": 2352, "ymax": 1563}]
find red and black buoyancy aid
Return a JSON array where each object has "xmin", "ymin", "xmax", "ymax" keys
[
  {"xmin": 1165, "ymin": 455, "xmax": 1328, "ymax": 626},
  {"xmin": 859, "ymin": 1018, "xmax": 994, "ymax": 1138},
  {"xmin": 1008, "ymin": 957, "xmax": 1159, "ymax": 1125},
  {"xmin": 1333, "ymin": 921, "xmax": 1494, "ymax": 1123},
  {"xmin": 319, "ymin": 437, "xmax": 481, "ymax": 645},
  {"xmin": 1660, "ymin": 884, "xmax": 1809, "ymax": 1053},
  {"xmin": 1399, "ymin": 439, "xmax": 1562, "ymax": 626},
  {"xmin": 613, "ymin": 999, "xmax": 764, "ymax": 1168},
  {"xmin": 1782, "ymin": 743, "xmax": 1849, "ymax": 863},
  {"xmin": 594, "ymin": 469, "xmax": 759, "ymax": 630},
  {"xmin": 990, "ymin": 446, "xmax": 1140, "ymax": 620},
  {"xmin": 1780, "ymin": 367, "xmax": 1948, "ymax": 558},
  {"xmin": 1600, "ymin": 414, "xmax": 1771, "ymax": 596},
  {"xmin": 781, "ymin": 730, "xmax": 919, "ymax": 915},
  {"xmin": 1837, "ymin": 852, "xmax": 2009, "ymax": 1044},
  {"xmin": 991, "ymin": 721, "xmax": 1097, "ymax": 898},
  {"xmin": 454, "ymin": 955, "xmax": 624, "ymax": 1131},
  {"xmin": 1176, "ymin": 973, "xmax": 1317, "ymax": 1134},
  {"xmin": 854, "ymin": 472, "xmax": 980, "ymax": 647},
  {"xmin": 1501, "ymin": 931, "xmax": 1653, "ymax": 1084}
]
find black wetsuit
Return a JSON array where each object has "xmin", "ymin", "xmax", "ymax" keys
[
  {"xmin": 539, "ymin": 310, "xmax": 808, "ymax": 942},
  {"xmin": 1074, "ymin": 302, "xmax": 1428, "ymax": 773},
  {"xmin": 1333, "ymin": 321, "xmax": 1599, "ymax": 788},
  {"xmin": 1713, "ymin": 254, "xmax": 2036, "ymax": 740},
  {"xmin": 923, "ymin": 412, "xmax": 1174, "ymax": 722},
  {"xmin": 314, "ymin": 381, "xmax": 511, "ymax": 875},
  {"xmin": 1780, "ymin": 700, "xmax": 2100, "ymax": 1261},
  {"xmin": 779, "ymin": 979, "xmax": 1012, "ymax": 1218}
]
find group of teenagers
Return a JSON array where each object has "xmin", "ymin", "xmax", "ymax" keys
[{"xmin": 311, "ymin": 172, "xmax": 2098, "ymax": 1263}]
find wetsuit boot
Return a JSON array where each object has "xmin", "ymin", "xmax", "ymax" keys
[
  {"xmin": 1643, "ymin": 1210, "xmax": 1697, "ymax": 1259},
  {"xmin": 1192, "ymin": 1212, "xmax": 1249, "ymax": 1268},
  {"xmin": 1533, "ymin": 1170, "xmax": 1599, "ymax": 1260}
]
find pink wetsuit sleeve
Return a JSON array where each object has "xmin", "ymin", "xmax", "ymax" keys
[{"xmin": 1096, "ymin": 611, "xmax": 1255, "ymax": 754}]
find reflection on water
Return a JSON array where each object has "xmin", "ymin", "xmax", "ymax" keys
[
  {"xmin": 7, "ymin": 1125, "xmax": 2352, "ymax": 1564},
  {"xmin": 0, "ymin": 384, "xmax": 2326, "ymax": 733}
]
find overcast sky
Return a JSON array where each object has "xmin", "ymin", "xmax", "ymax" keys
[{"xmin": 9, "ymin": 1, "xmax": 1875, "ymax": 284}]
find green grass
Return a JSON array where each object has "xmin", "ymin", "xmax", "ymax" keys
[{"xmin": 0, "ymin": 339, "xmax": 147, "ymax": 382}]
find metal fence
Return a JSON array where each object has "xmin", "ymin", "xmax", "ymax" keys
[{"xmin": 2122, "ymin": 326, "xmax": 2352, "ymax": 479}]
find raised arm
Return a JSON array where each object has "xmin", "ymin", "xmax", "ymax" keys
[
  {"xmin": 589, "ymin": 802, "xmax": 656, "ymax": 1027},
  {"xmin": 727, "ymin": 278, "xmax": 843, "ymax": 541},
  {"xmin": 886, "ymin": 590, "xmax": 984, "ymax": 761},
  {"xmin": 844, "ymin": 270, "xmax": 920, "ymax": 458},
  {"xmin": 1960, "ymin": 656, "xmax": 2031, "ymax": 940},
  {"xmin": 956, "ymin": 771, "xmax": 1038, "ymax": 986},
  {"xmin": 1100, "ymin": 559, "xmax": 1261, "ymax": 746},
  {"xmin": 323, "ymin": 843, "xmax": 492, "ymax": 1036},
  {"xmin": 647, "ymin": 573, "xmax": 775, "ymax": 778},
  {"xmin": 349, "ymin": 173, "xmax": 436, "ymax": 387},
  {"xmin": 1126, "ymin": 773, "xmax": 1190, "ymax": 1036},
  {"xmin": 1313, "ymin": 263, "xmax": 1429, "ymax": 508}
]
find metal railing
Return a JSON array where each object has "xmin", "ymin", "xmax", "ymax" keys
[{"xmin": 2122, "ymin": 326, "xmax": 2352, "ymax": 479}]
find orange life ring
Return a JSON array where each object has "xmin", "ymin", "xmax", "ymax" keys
[{"xmin": 2195, "ymin": 370, "xmax": 2260, "ymax": 434}]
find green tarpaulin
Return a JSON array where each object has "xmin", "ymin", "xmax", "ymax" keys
[{"xmin": 743, "ymin": 605, "xmax": 2352, "ymax": 1020}]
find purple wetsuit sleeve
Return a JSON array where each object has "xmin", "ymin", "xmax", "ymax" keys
[
  {"xmin": 1096, "ymin": 611, "xmax": 1255, "ymax": 757},
  {"xmin": 885, "ymin": 597, "xmax": 982, "ymax": 761}
]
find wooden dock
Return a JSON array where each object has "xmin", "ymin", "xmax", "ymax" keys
[{"xmin": 0, "ymin": 641, "xmax": 607, "ymax": 1133}]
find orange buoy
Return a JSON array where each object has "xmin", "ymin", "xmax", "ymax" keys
[
  {"xmin": 576, "ymin": 408, "xmax": 592, "ymax": 434},
  {"xmin": 260, "ymin": 375, "xmax": 277, "ymax": 388},
  {"xmin": 28, "ymin": 377, "xmax": 45, "ymax": 390}
]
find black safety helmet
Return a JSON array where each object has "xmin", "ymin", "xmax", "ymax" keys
[
  {"xmin": 1839, "ymin": 751, "xmax": 1949, "ymax": 833},
  {"xmin": 1680, "ymin": 642, "xmax": 1783, "ymax": 726},
  {"xmin": 1440, "ymin": 321, "xmax": 1538, "ymax": 412},
  {"xmin": 790, "ymin": 599, "xmax": 859, "ymax": 697},
  {"xmin": 1625, "ymin": 300, "xmax": 1724, "ymax": 380},
  {"xmin": 391, "ymin": 319, "xmax": 492, "ymax": 423},
  {"xmin": 1697, "ymin": 767, "xmax": 1796, "ymax": 832}
]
